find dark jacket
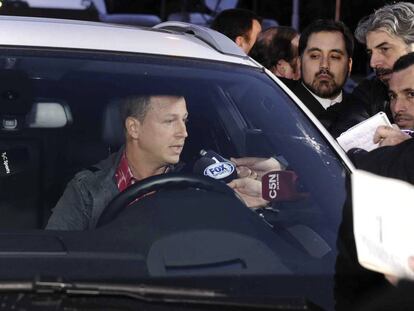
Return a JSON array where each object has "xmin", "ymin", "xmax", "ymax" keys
[
  {"xmin": 335, "ymin": 138, "xmax": 414, "ymax": 310},
  {"xmin": 46, "ymin": 148, "xmax": 122, "ymax": 230},
  {"xmin": 281, "ymin": 78, "xmax": 369, "ymax": 137},
  {"xmin": 351, "ymin": 75, "xmax": 392, "ymax": 119},
  {"xmin": 348, "ymin": 138, "xmax": 414, "ymax": 183},
  {"xmin": 47, "ymin": 147, "xmax": 184, "ymax": 231}
]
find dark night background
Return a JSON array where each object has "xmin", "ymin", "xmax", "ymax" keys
[
  {"xmin": 2, "ymin": 0, "xmax": 414, "ymax": 77},
  {"xmin": 103, "ymin": 0, "xmax": 414, "ymax": 77}
]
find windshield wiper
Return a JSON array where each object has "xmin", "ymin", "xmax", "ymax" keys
[{"xmin": 0, "ymin": 281, "xmax": 322, "ymax": 310}]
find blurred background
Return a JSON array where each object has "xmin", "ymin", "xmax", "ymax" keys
[{"xmin": 0, "ymin": 0, "xmax": 412, "ymax": 78}]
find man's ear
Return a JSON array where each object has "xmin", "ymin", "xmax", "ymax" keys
[
  {"xmin": 125, "ymin": 116, "xmax": 140, "ymax": 139},
  {"xmin": 235, "ymin": 35, "xmax": 245, "ymax": 49},
  {"xmin": 275, "ymin": 60, "xmax": 290, "ymax": 77},
  {"xmin": 348, "ymin": 57, "xmax": 353, "ymax": 77}
]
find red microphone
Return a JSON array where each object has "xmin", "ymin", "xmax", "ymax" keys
[{"xmin": 261, "ymin": 170, "xmax": 307, "ymax": 202}]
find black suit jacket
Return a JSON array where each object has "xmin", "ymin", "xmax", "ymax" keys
[
  {"xmin": 281, "ymin": 78, "xmax": 369, "ymax": 137},
  {"xmin": 352, "ymin": 74, "xmax": 392, "ymax": 119},
  {"xmin": 335, "ymin": 139, "xmax": 414, "ymax": 310}
]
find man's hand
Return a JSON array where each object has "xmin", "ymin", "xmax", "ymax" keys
[
  {"xmin": 374, "ymin": 124, "xmax": 411, "ymax": 147},
  {"xmin": 231, "ymin": 157, "xmax": 282, "ymax": 179},
  {"xmin": 227, "ymin": 177, "xmax": 268, "ymax": 209},
  {"xmin": 384, "ymin": 256, "xmax": 414, "ymax": 286},
  {"xmin": 409, "ymin": 256, "xmax": 414, "ymax": 271}
]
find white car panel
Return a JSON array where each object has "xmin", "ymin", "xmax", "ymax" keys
[{"xmin": 0, "ymin": 16, "xmax": 254, "ymax": 65}]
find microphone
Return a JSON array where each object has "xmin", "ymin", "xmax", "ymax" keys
[
  {"xmin": 193, "ymin": 149, "xmax": 238, "ymax": 183},
  {"xmin": 261, "ymin": 170, "xmax": 307, "ymax": 202},
  {"xmin": 0, "ymin": 147, "xmax": 30, "ymax": 177}
]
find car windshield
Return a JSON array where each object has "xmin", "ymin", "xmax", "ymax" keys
[{"xmin": 0, "ymin": 48, "xmax": 348, "ymax": 310}]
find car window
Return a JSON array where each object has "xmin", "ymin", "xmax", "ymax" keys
[{"xmin": 0, "ymin": 48, "xmax": 348, "ymax": 309}]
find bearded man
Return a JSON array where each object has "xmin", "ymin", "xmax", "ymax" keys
[{"xmin": 282, "ymin": 19, "xmax": 368, "ymax": 137}]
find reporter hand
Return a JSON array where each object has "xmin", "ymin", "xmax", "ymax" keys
[
  {"xmin": 374, "ymin": 124, "xmax": 411, "ymax": 147},
  {"xmin": 409, "ymin": 256, "xmax": 414, "ymax": 271},
  {"xmin": 227, "ymin": 177, "xmax": 268, "ymax": 209},
  {"xmin": 384, "ymin": 256, "xmax": 414, "ymax": 286},
  {"xmin": 230, "ymin": 157, "xmax": 282, "ymax": 179}
]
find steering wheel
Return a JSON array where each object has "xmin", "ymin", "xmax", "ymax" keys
[{"xmin": 96, "ymin": 173, "xmax": 239, "ymax": 227}]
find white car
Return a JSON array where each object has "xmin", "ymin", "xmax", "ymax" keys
[{"xmin": 0, "ymin": 16, "xmax": 353, "ymax": 310}]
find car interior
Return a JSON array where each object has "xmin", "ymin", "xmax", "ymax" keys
[
  {"xmin": 0, "ymin": 54, "xmax": 249, "ymax": 230},
  {"xmin": 0, "ymin": 50, "xmax": 349, "ymax": 294}
]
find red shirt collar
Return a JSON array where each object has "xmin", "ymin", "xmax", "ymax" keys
[
  {"xmin": 115, "ymin": 150, "xmax": 174, "ymax": 193},
  {"xmin": 114, "ymin": 151, "xmax": 137, "ymax": 192}
]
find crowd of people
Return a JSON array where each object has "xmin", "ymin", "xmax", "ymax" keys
[
  {"xmin": 218, "ymin": 2, "xmax": 412, "ymax": 308},
  {"xmin": 46, "ymin": 2, "xmax": 414, "ymax": 309},
  {"xmin": 202, "ymin": 3, "xmax": 414, "ymax": 309}
]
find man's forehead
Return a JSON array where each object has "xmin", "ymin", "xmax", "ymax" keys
[
  {"xmin": 366, "ymin": 29, "xmax": 406, "ymax": 48},
  {"xmin": 150, "ymin": 95, "xmax": 185, "ymax": 105},
  {"xmin": 306, "ymin": 31, "xmax": 346, "ymax": 51},
  {"xmin": 390, "ymin": 66, "xmax": 414, "ymax": 89}
]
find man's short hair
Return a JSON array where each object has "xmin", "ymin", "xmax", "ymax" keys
[
  {"xmin": 298, "ymin": 19, "xmax": 354, "ymax": 58},
  {"xmin": 355, "ymin": 2, "xmax": 414, "ymax": 45},
  {"xmin": 120, "ymin": 95, "xmax": 152, "ymax": 125},
  {"xmin": 249, "ymin": 26, "xmax": 298, "ymax": 69},
  {"xmin": 393, "ymin": 52, "xmax": 414, "ymax": 73},
  {"xmin": 211, "ymin": 8, "xmax": 261, "ymax": 42}
]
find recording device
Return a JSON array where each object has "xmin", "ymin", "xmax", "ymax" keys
[
  {"xmin": 193, "ymin": 149, "xmax": 238, "ymax": 183},
  {"xmin": 261, "ymin": 170, "xmax": 306, "ymax": 202},
  {"xmin": 0, "ymin": 147, "xmax": 29, "ymax": 177}
]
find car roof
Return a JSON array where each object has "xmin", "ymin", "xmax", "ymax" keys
[{"xmin": 0, "ymin": 15, "xmax": 257, "ymax": 65}]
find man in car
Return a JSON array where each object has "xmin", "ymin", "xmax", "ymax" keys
[
  {"xmin": 353, "ymin": 2, "xmax": 414, "ymax": 118},
  {"xmin": 47, "ymin": 95, "xmax": 189, "ymax": 230},
  {"xmin": 210, "ymin": 8, "xmax": 262, "ymax": 54},
  {"xmin": 281, "ymin": 19, "xmax": 368, "ymax": 137},
  {"xmin": 46, "ymin": 95, "xmax": 270, "ymax": 230}
]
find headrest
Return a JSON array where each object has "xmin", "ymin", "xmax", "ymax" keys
[
  {"xmin": 101, "ymin": 100, "xmax": 125, "ymax": 149},
  {"xmin": 27, "ymin": 102, "xmax": 72, "ymax": 128}
]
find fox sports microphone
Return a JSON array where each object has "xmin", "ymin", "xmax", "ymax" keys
[{"xmin": 192, "ymin": 149, "xmax": 238, "ymax": 183}]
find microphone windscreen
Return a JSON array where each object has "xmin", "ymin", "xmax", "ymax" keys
[
  {"xmin": 193, "ymin": 149, "xmax": 237, "ymax": 183},
  {"xmin": 193, "ymin": 156, "xmax": 216, "ymax": 175},
  {"xmin": 0, "ymin": 147, "xmax": 30, "ymax": 177},
  {"xmin": 262, "ymin": 170, "xmax": 306, "ymax": 202}
]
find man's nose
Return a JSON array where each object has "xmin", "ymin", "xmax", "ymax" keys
[
  {"xmin": 320, "ymin": 56, "xmax": 329, "ymax": 69},
  {"xmin": 370, "ymin": 51, "xmax": 383, "ymax": 69},
  {"xmin": 393, "ymin": 97, "xmax": 408, "ymax": 114},
  {"xmin": 176, "ymin": 120, "xmax": 188, "ymax": 138}
]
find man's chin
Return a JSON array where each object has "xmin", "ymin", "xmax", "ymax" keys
[
  {"xmin": 167, "ymin": 155, "xmax": 180, "ymax": 165},
  {"xmin": 314, "ymin": 87, "xmax": 341, "ymax": 99},
  {"xmin": 309, "ymin": 81, "xmax": 340, "ymax": 99}
]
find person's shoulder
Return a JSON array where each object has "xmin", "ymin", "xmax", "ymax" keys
[
  {"xmin": 353, "ymin": 75, "xmax": 386, "ymax": 93},
  {"xmin": 279, "ymin": 77, "xmax": 300, "ymax": 89},
  {"xmin": 279, "ymin": 78, "xmax": 312, "ymax": 101},
  {"xmin": 72, "ymin": 151, "xmax": 121, "ymax": 184}
]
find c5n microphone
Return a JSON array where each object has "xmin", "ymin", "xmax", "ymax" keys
[
  {"xmin": 193, "ymin": 149, "xmax": 238, "ymax": 183},
  {"xmin": 261, "ymin": 170, "xmax": 307, "ymax": 202}
]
